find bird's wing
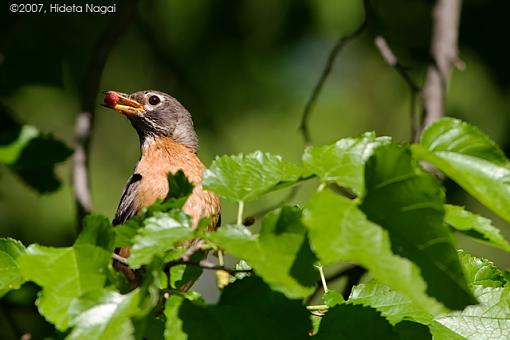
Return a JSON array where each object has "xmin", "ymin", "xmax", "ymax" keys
[{"xmin": 113, "ymin": 173, "xmax": 142, "ymax": 225}]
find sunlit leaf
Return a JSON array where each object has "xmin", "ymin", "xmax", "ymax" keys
[
  {"xmin": 445, "ymin": 205, "xmax": 510, "ymax": 252},
  {"xmin": 413, "ymin": 118, "xmax": 510, "ymax": 224},
  {"xmin": 67, "ymin": 289, "xmax": 141, "ymax": 340},
  {"xmin": 18, "ymin": 219, "xmax": 114, "ymax": 330},
  {"xmin": 435, "ymin": 286, "xmax": 510, "ymax": 339},
  {"xmin": 207, "ymin": 206, "xmax": 318, "ymax": 298},
  {"xmin": 203, "ymin": 151, "xmax": 303, "ymax": 201},
  {"xmin": 0, "ymin": 238, "xmax": 26, "ymax": 297},
  {"xmin": 349, "ymin": 281, "xmax": 432, "ymax": 325},
  {"xmin": 458, "ymin": 251, "xmax": 506, "ymax": 288},
  {"xmin": 361, "ymin": 144, "xmax": 475, "ymax": 310},
  {"xmin": 129, "ymin": 210, "xmax": 194, "ymax": 269},
  {"xmin": 302, "ymin": 132, "xmax": 390, "ymax": 195},
  {"xmin": 303, "ymin": 189, "xmax": 442, "ymax": 315}
]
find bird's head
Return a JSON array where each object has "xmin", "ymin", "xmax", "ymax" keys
[{"xmin": 103, "ymin": 90, "xmax": 198, "ymax": 152}]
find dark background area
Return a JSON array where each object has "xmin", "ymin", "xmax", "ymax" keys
[{"xmin": 1, "ymin": 0, "xmax": 509, "ymax": 338}]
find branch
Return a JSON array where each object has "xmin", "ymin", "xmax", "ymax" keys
[
  {"xmin": 71, "ymin": 0, "xmax": 138, "ymax": 231},
  {"xmin": 298, "ymin": 0, "xmax": 370, "ymax": 146},
  {"xmin": 422, "ymin": 0, "xmax": 462, "ymax": 128},
  {"xmin": 374, "ymin": 36, "xmax": 421, "ymax": 142}
]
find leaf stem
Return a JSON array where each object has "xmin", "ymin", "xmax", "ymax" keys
[
  {"xmin": 237, "ymin": 200, "xmax": 245, "ymax": 225},
  {"xmin": 317, "ymin": 182, "xmax": 326, "ymax": 192},
  {"xmin": 315, "ymin": 263, "xmax": 328, "ymax": 292},
  {"xmin": 306, "ymin": 304, "xmax": 328, "ymax": 311},
  {"xmin": 218, "ymin": 249, "xmax": 225, "ymax": 267}
]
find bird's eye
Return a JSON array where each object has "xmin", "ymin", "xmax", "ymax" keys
[{"xmin": 148, "ymin": 95, "xmax": 160, "ymax": 105}]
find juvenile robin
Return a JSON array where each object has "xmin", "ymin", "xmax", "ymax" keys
[{"xmin": 103, "ymin": 90, "xmax": 220, "ymax": 282}]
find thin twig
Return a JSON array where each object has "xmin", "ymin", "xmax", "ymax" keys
[
  {"xmin": 71, "ymin": 0, "xmax": 138, "ymax": 231},
  {"xmin": 112, "ymin": 253, "xmax": 129, "ymax": 265},
  {"xmin": 168, "ymin": 258, "xmax": 252, "ymax": 276},
  {"xmin": 299, "ymin": 0, "xmax": 370, "ymax": 146},
  {"xmin": 422, "ymin": 0, "xmax": 462, "ymax": 129},
  {"xmin": 374, "ymin": 36, "xmax": 422, "ymax": 142}
]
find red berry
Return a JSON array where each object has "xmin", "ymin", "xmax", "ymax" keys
[{"xmin": 104, "ymin": 92, "xmax": 119, "ymax": 107}]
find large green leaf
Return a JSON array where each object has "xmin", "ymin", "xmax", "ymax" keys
[
  {"xmin": 435, "ymin": 286, "xmax": 510, "ymax": 339},
  {"xmin": 458, "ymin": 251, "xmax": 506, "ymax": 288},
  {"xmin": 361, "ymin": 144, "xmax": 475, "ymax": 310},
  {"xmin": 129, "ymin": 210, "xmax": 194, "ymax": 269},
  {"xmin": 302, "ymin": 132, "xmax": 390, "ymax": 195},
  {"xmin": 207, "ymin": 206, "xmax": 318, "ymax": 298},
  {"xmin": 0, "ymin": 238, "xmax": 26, "ymax": 297},
  {"xmin": 67, "ymin": 289, "xmax": 141, "ymax": 340},
  {"xmin": 18, "ymin": 216, "xmax": 114, "ymax": 330},
  {"xmin": 413, "ymin": 117, "xmax": 510, "ymax": 223},
  {"xmin": 315, "ymin": 304, "xmax": 399, "ymax": 339},
  {"xmin": 349, "ymin": 281, "xmax": 432, "ymax": 325},
  {"xmin": 303, "ymin": 190, "xmax": 442, "ymax": 315},
  {"xmin": 174, "ymin": 277, "xmax": 311, "ymax": 339},
  {"xmin": 445, "ymin": 205, "xmax": 510, "ymax": 252},
  {"xmin": 202, "ymin": 151, "xmax": 303, "ymax": 201}
]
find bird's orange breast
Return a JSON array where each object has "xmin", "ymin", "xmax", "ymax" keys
[{"xmin": 134, "ymin": 137, "xmax": 220, "ymax": 229}]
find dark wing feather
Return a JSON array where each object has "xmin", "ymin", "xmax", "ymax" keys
[{"xmin": 113, "ymin": 173, "xmax": 142, "ymax": 225}]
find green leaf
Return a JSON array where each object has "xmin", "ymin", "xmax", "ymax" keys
[
  {"xmin": 303, "ymin": 190, "xmax": 442, "ymax": 315},
  {"xmin": 315, "ymin": 304, "xmax": 399, "ymax": 339},
  {"xmin": 323, "ymin": 290, "xmax": 344, "ymax": 307},
  {"xmin": 67, "ymin": 289, "xmax": 141, "ymax": 340},
  {"xmin": 361, "ymin": 144, "xmax": 475, "ymax": 310},
  {"xmin": 0, "ymin": 119, "xmax": 73, "ymax": 193},
  {"xmin": 207, "ymin": 206, "xmax": 318, "ymax": 298},
  {"xmin": 0, "ymin": 238, "xmax": 26, "ymax": 297},
  {"xmin": 18, "ymin": 223, "xmax": 113, "ymax": 330},
  {"xmin": 458, "ymin": 251, "xmax": 506, "ymax": 288},
  {"xmin": 413, "ymin": 117, "xmax": 510, "ymax": 224},
  {"xmin": 164, "ymin": 295, "xmax": 188, "ymax": 340},
  {"xmin": 165, "ymin": 169, "xmax": 194, "ymax": 201},
  {"xmin": 445, "ymin": 205, "xmax": 510, "ymax": 252},
  {"xmin": 302, "ymin": 132, "xmax": 390, "ymax": 195},
  {"xmin": 349, "ymin": 281, "xmax": 432, "ymax": 325},
  {"xmin": 203, "ymin": 151, "xmax": 303, "ymax": 201},
  {"xmin": 128, "ymin": 210, "xmax": 194, "ymax": 268},
  {"xmin": 435, "ymin": 286, "xmax": 510, "ymax": 339},
  {"xmin": 394, "ymin": 321, "xmax": 432, "ymax": 340},
  {"xmin": 174, "ymin": 276, "xmax": 311, "ymax": 339}
]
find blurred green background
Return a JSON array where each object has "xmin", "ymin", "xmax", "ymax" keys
[{"xmin": 1, "ymin": 0, "xmax": 510, "ymax": 337}]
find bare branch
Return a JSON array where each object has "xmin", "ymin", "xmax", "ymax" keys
[
  {"xmin": 374, "ymin": 36, "xmax": 421, "ymax": 142},
  {"xmin": 299, "ymin": 0, "xmax": 370, "ymax": 146},
  {"xmin": 422, "ymin": 0, "xmax": 463, "ymax": 128},
  {"xmin": 71, "ymin": 0, "xmax": 138, "ymax": 231}
]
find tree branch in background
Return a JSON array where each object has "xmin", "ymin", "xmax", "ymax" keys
[
  {"xmin": 374, "ymin": 36, "xmax": 421, "ymax": 142},
  {"xmin": 72, "ymin": 0, "xmax": 138, "ymax": 231},
  {"xmin": 299, "ymin": 0, "xmax": 370, "ymax": 146},
  {"xmin": 422, "ymin": 0, "xmax": 462, "ymax": 128}
]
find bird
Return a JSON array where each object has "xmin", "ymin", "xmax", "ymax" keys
[{"xmin": 103, "ymin": 90, "xmax": 221, "ymax": 285}]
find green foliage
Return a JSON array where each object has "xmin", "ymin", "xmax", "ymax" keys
[
  {"xmin": 202, "ymin": 151, "xmax": 303, "ymax": 202},
  {"xmin": 445, "ymin": 204, "xmax": 510, "ymax": 252},
  {"xmin": 361, "ymin": 145, "xmax": 475, "ymax": 309},
  {"xmin": 0, "ymin": 238, "xmax": 26, "ymax": 297},
  {"xmin": 207, "ymin": 206, "xmax": 318, "ymax": 298},
  {"xmin": 18, "ymin": 216, "xmax": 114, "ymax": 330},
  {"xmin": 174, "ymin": 277, "xmax": 312, "ymax": 339},
  {"xmin": 302, "ymin": 132, "xmax": 390, "ymax": 195},
  {"xmin": 413, "ymin": 117, "xmax": 510, "ymax": 224},
  {"xmin": 4, "ymin": 118, "xmax": 510, "ymax": 338},
  {"xmin": 0, "ymin": 107, "xmax": 73, "ymax": 193},
  {"xmin": 128, "ymin": 210, "xmax": 194, "ymax": 268},
  {"xmin": 67, "ymin": 289, "xmax": 142, "ymax": 340},
  {"xmin": 303, "ymin": 189, "xmax": 441, "ymax": 314}
]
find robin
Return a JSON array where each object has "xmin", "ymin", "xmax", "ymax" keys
[{"xmin": 103, "ymin": 90, "xmax": 221, "ymax": 284}]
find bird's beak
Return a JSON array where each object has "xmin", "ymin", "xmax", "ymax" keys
[{"xmin": 103, "ymin": 91, "xmax": 144, "ymax": 117}]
